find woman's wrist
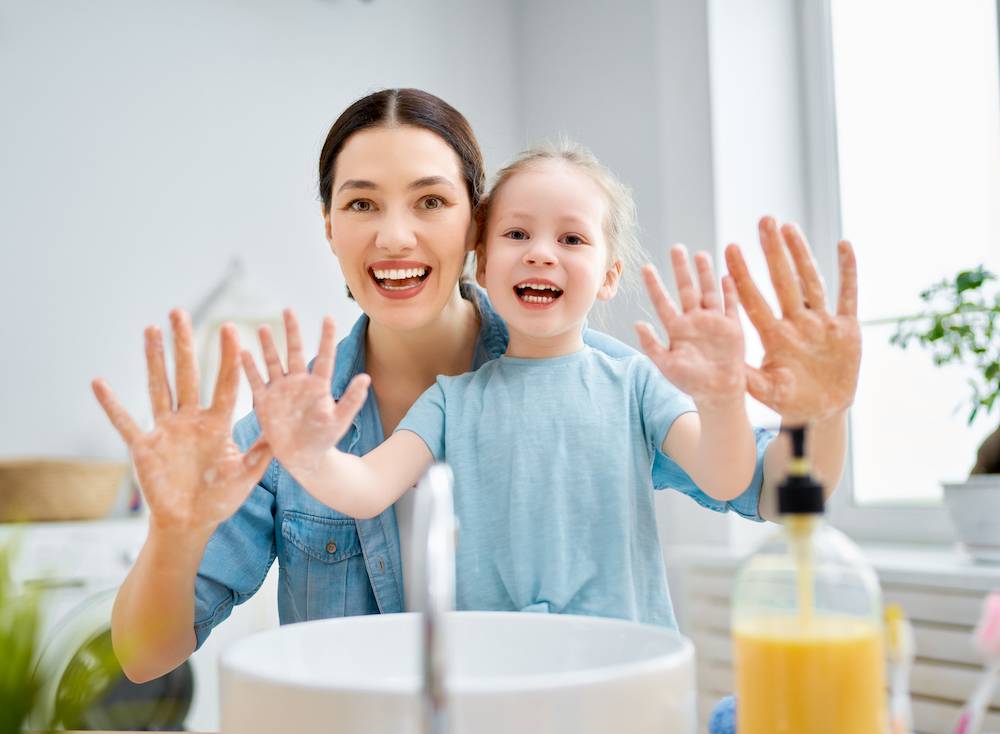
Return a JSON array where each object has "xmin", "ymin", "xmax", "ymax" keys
[{"xmin": 144, "ymin": 518, "xmax": 217, "ymax": 576}]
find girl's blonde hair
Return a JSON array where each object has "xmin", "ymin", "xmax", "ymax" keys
[{"xmin": 474, "ymin": 138, "xmax": 647, "ymax": 305}]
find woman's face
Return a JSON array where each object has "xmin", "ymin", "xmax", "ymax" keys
[{"xmin": 325, "ymin": 125, "xmax": 475, "ymax": 332}]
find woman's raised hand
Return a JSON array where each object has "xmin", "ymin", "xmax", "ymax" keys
[
  {"xmin": 636, "ymin": 246, "xmax": 747, "ymax": 409},
  {"xmin": 242, "ymin": 309, "xmax": 371, "ymax": 487},
  {"xmin": 91, "ymin": 310, "xmax": 274, "ymax": 538},
  {"xmin": 725, "ymin": 216, "xmax": 861, "ymax": 423}
]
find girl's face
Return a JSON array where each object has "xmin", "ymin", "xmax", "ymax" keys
[
  {"xmin": 477, "ymin": 161, "xmax": 621, "ymax": 358},
  {"xmin": 325, "ymin": 126, "xmax": 475, "ymax": 332}
]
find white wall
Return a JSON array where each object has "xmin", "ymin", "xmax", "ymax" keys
[{"xmin": 0, "ymin": 0, "xmax": 519, "ymax": 460}]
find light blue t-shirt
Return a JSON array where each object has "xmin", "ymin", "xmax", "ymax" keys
[{"xmin": 396, "ymin": 346, "xmax": 697, "ymax": 629}]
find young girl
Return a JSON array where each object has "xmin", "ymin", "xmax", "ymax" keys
[{"xmin": 245, "ymin": 140, "xmax": 757, "ymax": 629}]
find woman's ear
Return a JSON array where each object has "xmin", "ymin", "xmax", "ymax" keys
[
  {"xmin": 323, "ymin": 206, "xmax": 339, "ymax": 258},
  {"xmin": 597, "ymin": 260, "xmax": 623, "ymax": 301},
  {"xmin": 469, "ymin": 194, "xmax": 490, "ymax": 253},
  {"xmin": 475, "ymin": 246, "xmax": 488, "ymax": 287}
]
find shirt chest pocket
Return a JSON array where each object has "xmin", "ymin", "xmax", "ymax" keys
[
  {"xmin": 281, "ymin": 511, "xmax": 363, "ymax": 564},
  {"xmin": 281, "ymin": 511, "xmax": 377, "ymax": 620}
]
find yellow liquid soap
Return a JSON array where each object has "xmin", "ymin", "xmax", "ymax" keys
[
  {"xmin": 734, "ymin": 617, "xmax": 886, "ymax": 734},
  {"xmin": 790, "ymin": 515, "xmax": 815, "ymax": 625},
  {"xmin": 735, "ymin": 517, "xmax": 886, "ymax": 734}
]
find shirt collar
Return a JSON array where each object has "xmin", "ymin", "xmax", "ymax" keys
[
  {"xmin": 330, "ymin": 312, "xmax": 369, "ymax": 400},
  {"xmin": 329, "ymin": 281, "xmax": 509, "ymax": 399}
]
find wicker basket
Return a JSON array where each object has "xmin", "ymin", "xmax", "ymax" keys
[{"xmin": 0, "ymin": 457, "xmax": 128, "ymax": 522}]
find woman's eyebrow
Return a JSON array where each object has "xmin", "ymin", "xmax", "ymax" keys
[
  {"xmin": 337, "ymin": 179, "xmax": 378, "ymax": 194},
  {"xmin": 409, "ymin": 176, "xmax": 456, "ymax": 190}
]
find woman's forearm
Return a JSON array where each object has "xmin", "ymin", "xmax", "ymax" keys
[{"xmin": 111, "ymin": 523, "xmax": 213, "ymax": 683}]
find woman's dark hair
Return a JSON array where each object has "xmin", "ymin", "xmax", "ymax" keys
[{"xmin": 318, "ymin": 88, "xmax": 486, "ymax": 213}]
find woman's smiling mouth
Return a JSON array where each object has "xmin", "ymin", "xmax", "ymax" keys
[
  {"xmin": 371, "ymin": 266, "xmax": 430, "ymax": 290},
  {"xmin": 516, "ymin": 282, "xmax": 563, "ymax": 304}
]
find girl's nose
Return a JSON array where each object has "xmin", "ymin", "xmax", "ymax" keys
[
  {"xmin": 524, "ymin": 239, "xmax": 557, "ymax": 266},
  {"xmin": 375, "ymin": 209, "xmax": 418, "ymax": 253}
]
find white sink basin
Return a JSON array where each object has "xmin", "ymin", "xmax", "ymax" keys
[{"xmin": 219, "ymin": 611, "xmax": 696, "ymax": 734}]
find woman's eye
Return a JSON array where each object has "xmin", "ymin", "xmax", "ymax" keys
[
  {"xmin": 420, "ymin": 196, "xmax": 445, "ymax": 210},
  {"xmin": 348, "ymin": 200, "xmax": 374, "ymax": 212},
  {"xmin": 506, "ymin": 230, "xmax": 527, "ymax": 241}
]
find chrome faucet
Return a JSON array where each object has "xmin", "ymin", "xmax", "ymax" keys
[{"xmin": 411, "ymin": 463, "xmax": 456, "ymax": 734}]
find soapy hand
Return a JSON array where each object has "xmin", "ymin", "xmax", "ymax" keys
[
  {"xmin": 91, "ymin": 309, "xmax": 274, "ymax": 537},
  {"xmin": 636, "ymin": 246, "xmax": 747, "ymax": 410},
  {"xmin": 242, "ymin": 309, "xmax": 371, "ymax": 488},
  {"xmin": 725, "ymin": 217, "xmax": 861, "ymax": 423}
]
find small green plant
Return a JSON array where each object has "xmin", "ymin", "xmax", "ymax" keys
[
  {"xmin": 0, "ymin": 538, "xmax": 42, "ymax": 734},
  {"xmin": 889, "ymin": 266, "xmax": 1000, "ymax": 423},
  {"xmin": 0, "ymin": 537, "xmax": 126, "ymax": 733}
]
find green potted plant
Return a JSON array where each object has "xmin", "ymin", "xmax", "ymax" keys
[
  {"xmin": 0, "ymin": 537, "xmax": 124, "ymax": 733},
  {"xmin": 889, "ymin": 266, "xmax": 1000, "ymax": 557},
  {"xmin": 0, "ymin": 539, "xmax": 41, "ymax": 734}
]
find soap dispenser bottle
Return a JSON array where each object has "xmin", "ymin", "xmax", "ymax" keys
[{"xmin": 730, "ymin": 426, "xmax": 886, "ymax": 734}]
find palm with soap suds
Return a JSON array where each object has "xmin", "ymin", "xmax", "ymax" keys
[
  {"xmin": 725, "ymin": 217, "xmax": 861, "ymax": 424},
  {"xmin": 92, "ymin": 309, "xmax": 273, "ymax": 537},
  {"xmin": 241, "ymin": 309, "xmax": 371, "ymax": 488},
  {"xmin": 636, "ymin": 245, "xmax": 747, "ymax": 409}
]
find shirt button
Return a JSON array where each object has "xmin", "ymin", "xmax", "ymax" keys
[{"xmin": 326, "ymin": 540, "xmax": 337, "ymax": 554}]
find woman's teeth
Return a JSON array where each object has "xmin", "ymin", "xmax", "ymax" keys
[
  {"xmin": 372, "ymin": 266, "xmax": 429, "ymax": 290},
  {"xmin": 516, "ymin": 283, "xmax": 563, "ymax": 303}
]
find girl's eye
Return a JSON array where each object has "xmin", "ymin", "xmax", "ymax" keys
[
  {"xmin": 561, "ymin": 234, "xmax": 584, "ymax": 245},
  {"xmin": 506, "ymin": 230, "xmax": 528, "ymax": 241},
  {"xmin": 420, "ymin": 196, "xmax": 445, "ymax": 210},
  {"xmin": 348, "ymin": 200, "xmax": 374, "ymax": 212}
]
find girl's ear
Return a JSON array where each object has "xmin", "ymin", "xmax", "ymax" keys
[{"xmin": 597, "ymin": 260, "xmax": 623, "ymax": 301}]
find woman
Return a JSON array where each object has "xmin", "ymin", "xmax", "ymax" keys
[{"xmin": 92, "ymin": 88, "xmax": 860, "ymax": 683}]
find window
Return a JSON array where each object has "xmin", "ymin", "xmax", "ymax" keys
[{"xmin": 831, "ymin": 0, "xmax": 1000, "ymax": 510}]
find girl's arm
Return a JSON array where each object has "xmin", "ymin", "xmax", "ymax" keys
[
  {"xmin": 635, "ymin": 247, "xmax": 757, "ymax": 502},
  {"xmin": 726, "ymin": 217, "xmax": 859, "ymax": 522},
  {"xmin": 242, "ymin": 309, "xmax": 434, "ymax": 518}
]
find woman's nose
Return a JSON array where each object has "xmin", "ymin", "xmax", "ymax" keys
[{"xmin": 375, "ymin": 209, "xmax": 418, "ymax": 253}]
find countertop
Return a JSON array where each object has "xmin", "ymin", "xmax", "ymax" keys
[{"xmin": 666, "ymin": 540, "xmax": 1000, "ymax": 591}]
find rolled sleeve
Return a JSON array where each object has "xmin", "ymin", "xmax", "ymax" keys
[{"xmin": 653, "ymin": 426, "xmax": 774, "ymax": 521}]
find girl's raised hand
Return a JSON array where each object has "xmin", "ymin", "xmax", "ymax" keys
[
  {"xmin": 91, "ymin": 310, "xmax": 274, "ymax": 539},
  {"xmin": 636, "ymin": 246, "xmax": 747, "ymax": 409},
  {"xmin": 724, "ymin": 217, "xmax": 861, "ymax": 423},
  {"xmin": 242, "ymin": 309, "xmax": 371, "ymax": 487}
]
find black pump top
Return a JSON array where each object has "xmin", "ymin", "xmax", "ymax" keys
[{"xmin": 778, "ymin": 426, "xmax": 825, "ymax": 515}]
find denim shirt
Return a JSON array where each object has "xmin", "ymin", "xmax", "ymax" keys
[{"xmin": 193, "ymin": 284, "xmax": 772, "ymax": 648}]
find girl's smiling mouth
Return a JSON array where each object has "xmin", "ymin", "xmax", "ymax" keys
[{"xmin": 515, "ymin": 281, "xmax": 563, "ymax": 304}]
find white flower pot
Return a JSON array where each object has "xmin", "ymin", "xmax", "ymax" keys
[{"xmin": 943, "ymin": 475, "xmax": 1000, "ymax": 561}]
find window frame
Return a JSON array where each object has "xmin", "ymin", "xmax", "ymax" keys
[{"xmin": 797, "ymin": 0, "xmax": 980, "ymax": 544}]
